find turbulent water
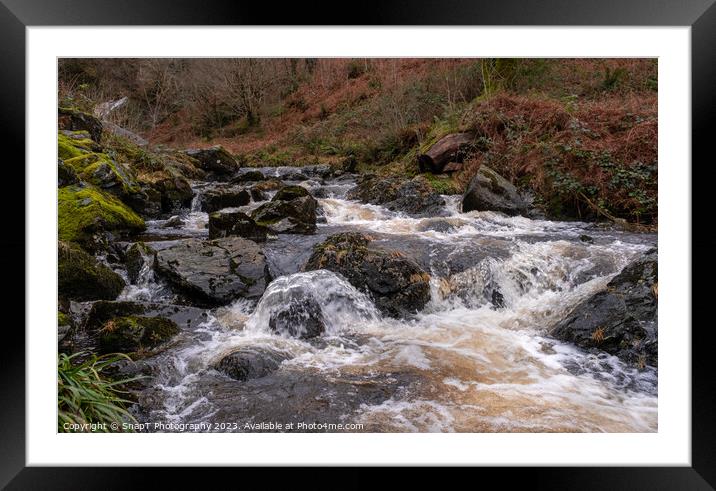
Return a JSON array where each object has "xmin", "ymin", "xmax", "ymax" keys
[{"xmin": 120, "ymin": 169, "xmax": 657, "ymax": 433}]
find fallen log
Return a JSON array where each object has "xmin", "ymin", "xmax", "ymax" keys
[{"xmin": 417, "ymin": 132, "xmax": 474, "ymax": 174}]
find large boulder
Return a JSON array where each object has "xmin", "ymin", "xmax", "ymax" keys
[
  {"xmin": 154, "ymin": 237, "xmax": 270, "ymax": 306},
  {"xmin": 58, "ymin": 185, "xmax": 145, "ymax": 249},
  {"xmin": 549, "ymin": 249, "xmax": 658, "ymax": 368},
  {"xmin": 64, "ymin": 152, "xmax": 143, "ymax": 201},
  {"xmin": 198, "ymin": 186, "xmax": 251, "ymax": 212},
  {"xmin": 215, "ymin": 347, "xmax": 291, "ymax": 381},
  {"xmin": 184, "ymin": 146, "xmax": 239, "ymax": 178},
  {"xmin": 58, "ymin": 131, "xmax": 147, "ymax": 207},
  {"xmin": 208, "ymin": 211, "xmax": 268, "ymax": 241},
  {"xmin": 98, "ymin": 315, "xmax": 179, "ymax": 355},
  {"xmin": 304, "ymin": 232, "xmax": 431, "ymax": 317},
  {"xmin": 250, "ymin": 185, "xmax": 318, "ymax": 234},
  {"xmin": 347, "ymin": 175, "xmax": 446, "ymax": 217},
  {"xmin": 151, "ymin": 176, "xmax": 194, "ymax": 212},
  {"xmin": 58, "ymin": 107, "xmax": 103, "ymax": 143},
  {"xmin": 58, "ymin": 241, "xmax": 125, "ymax": 301},
  {"xmin": 417, "ymin": 132, "xmax": 475, "ymax": 174},
  {"xmin": 461, "ymin": 165, "xmax": 528, "ymax": 216}
]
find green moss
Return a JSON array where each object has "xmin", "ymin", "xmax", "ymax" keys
[
  {"xmin": 64, "ymin": 152, "xmax": 104, "ymax": 171},
  {"xmin": 58, "ymin": 131, "xmax": 99, "ymax": 160},
  {"xmin": 254, "ymin": 217, "xmax": 281, "ymax": 227},
  {"xmin": 68, "ymin": 153, "xmax": 141, "ymax": 195},
  {"xmin": 273, "ymin": 185, "xmax": 309, "ymax": 201},
  {"xmin": 422, "ymin": 173, "xmax": 461, "ymax": 195},
  {"xmin": 418, "ymin": 113, "xmax": 464, "ymax": 154},
  {"xmin": 58, "ymin": 311, "xmax": 70, "ymax": 326},
  {"xmin": 58, "ymin": 185, "xmax": 145, "ymax": 244},
  {"xmin": 99, "ymin": 316, "xmax": 179, "ymax": 355},
  {"xmin": 58, "ymin": 240, "xmax": 125, "ymax": 300},
  {"xmin": 58, "ymin": 133, "xmax": 88, "ymax": 160}
]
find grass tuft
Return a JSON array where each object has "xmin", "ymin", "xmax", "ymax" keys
[{"xmin": 58, "ymin": 351, "xmax": 143, "ymax": 432}]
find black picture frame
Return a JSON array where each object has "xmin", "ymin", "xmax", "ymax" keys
[{"xmin": 2, "ymin": 0, "xmax": 713, "ymax": 487}]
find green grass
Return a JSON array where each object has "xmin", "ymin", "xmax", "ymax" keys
[{"xmin": 58, "ymin": 351, "xmax": 142, "ymax": 432}]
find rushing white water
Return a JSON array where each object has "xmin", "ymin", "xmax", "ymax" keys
[
  {"xmin": 129, "ymin": 176, "xmax": 657, "ymax": 433},
  {"xmin": 245, "ymin": 270, "xmax": 380, "ymax": 337}
]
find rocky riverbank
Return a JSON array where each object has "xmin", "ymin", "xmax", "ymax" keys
[{"xmin": 57, "ymin": 108, "xmax": 658, "ymax": 432}]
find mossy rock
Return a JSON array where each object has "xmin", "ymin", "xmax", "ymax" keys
[
  {"xmin": 422, "ymin": 173, "xmax": 461, "ymax": 195},
  {"xmin": 273, "ymin": 185, "xmax": 310, "ymax": 202},
  {"xmin": 58, "ymin": 107, "xmax": 103, "ymax": 143},
  {"xmin": 98, "ymin": 315, "xmax": 179, "ymax": 354},
  {"xmin": 58, "ymin": 159, "xmax": 79, "ymax": 187},
  {"xmin": 58, "ymin": 185, "xmax": 145, "ymax": 246},
  {"xmin": 84, "ymin": 301, "xmax": 147, "ymax": 331},
  {"xmin": 58, "ymin": 133, "xmax": 91, "ymax": 160},
  {"xmin": 252, "ymin": 178, "xmax": 285, "ymax": 192},
  {"xmin": 58, "ymin": 240, "xmax": 126, "ymax": 301},
  {"xmin": 58, "ymin": 311, "xmax": 70, "ymax": 327},
  {"xmin": 304, "ymin": 232, "xmax": 431, "ymax": 317},
  {"xmin": 58, "ymin": 310, "xmax": 74, "ymax": 345},
  {"xmin": 64, "ymin": 151, "xmax": 141, "ymax": 197}
]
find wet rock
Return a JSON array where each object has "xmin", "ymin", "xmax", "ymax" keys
[
  {"xmin": 58, "ymin": 241, "xmax": 125, "ymax": 301},
  {"xmin": 58, "ymin": 311, "xmax": 73, "ymax": 344},
  {"xmin": 152, "ymin": 175, "xmax": 194, "ymax": 212},
  {"xmin": 58, "ymin": 107, "xmax": 103, "ymax": 143},
  {"xmin": 208, "ymin": 211, "xmax": 268, "ymax": 242},
  {"xmin": 231, "ymin": 170, "xmax": 266, "ymax": 183},
  {"xmin": 268, "ymin": 297, "xmax": 325, "ymax": 339},
  {"xmin": 461, "ymin": 165, "xmax": 528, "ymax": 216},
  {"xmin": 304, "ymin": 232, "xmax": 431, "ymax": 317},
  {"xmin": 550, "ymin": 249, "xmax": 658, "ymax": 368},
  {"xmin": 284, "ymin": 171, "xmax": 309, "ymax": 181},
  {"xmin": 199, "ymin": 187, "xmax": 251, "ymax": 213},
  {"xmin": 249, "ymin": 187, "xmax": 267, "ymax": 202},
  {"xmin": 341, "ymin": 155, "xmax": 358, "ymax": 173},
  {"xmin": 98, "ymin": 315, "xmax": 179, "ymax": 354},
  {"xmin": 184, "ymin": 145, "xmax": 239, "ymax": 178},
  {"xmin": 252, "ymin": 178, "xmax": 285, "ymax": 192},
  {"xmin": 125, "ymin": 242, "xmax": 154, "ymax": 284},
  {"xmin": 251, "ymin": 185, "xmax": 318, "ymax": 234},
  {"xmin": 216, "ymin": 347, "xmax": 291, "ymax": 381},
  {"xmin": 84, "ymin": 300, "xmax": 147, "ymax": 331},
  {"xmin": 58, "ymin": 159, "xmax": 79, "ymax": 187},
  {"xmin": 162, "ymin": 215, "xmax": 184, "ymax": 229},
  {"xmin": 84, "ymin": 300, "xmax": 206, "ymax": 332},
  {"xmin": 131, "ymin": 185, "xmax": 162, "ymax": 217},
  {"xmin": 154, "ymin": 237, "xmax": 270, "ymax": 306},
  {"xmin": 580, "ymin": 234, "xmax": 594, "ymax": 243},
  {"xmin": 347, "ymin": 175, "xmax": 446, "ymax": 217}
]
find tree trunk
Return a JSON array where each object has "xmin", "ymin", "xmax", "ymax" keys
[{"xmin": 417, "ymin": 132, "xmax": 474, "ymax": 174}]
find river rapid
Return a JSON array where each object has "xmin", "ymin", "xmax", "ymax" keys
[{"xmin": 117, "ymin": 167, "xmax": 657, "ymax": 433}]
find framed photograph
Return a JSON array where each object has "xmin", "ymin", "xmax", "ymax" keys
[{"xmin": 4, "ymin": 0, "xmax": 714, "ymax": 485}]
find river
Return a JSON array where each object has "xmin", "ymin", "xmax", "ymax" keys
[{"xmin": 116, "ymin": 167, "xmax": 657, "ymax": 432}]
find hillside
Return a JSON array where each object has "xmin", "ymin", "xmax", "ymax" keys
[{"xmin": 59, "ymin": 58, "xmax": 657, "ymax": 224}]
